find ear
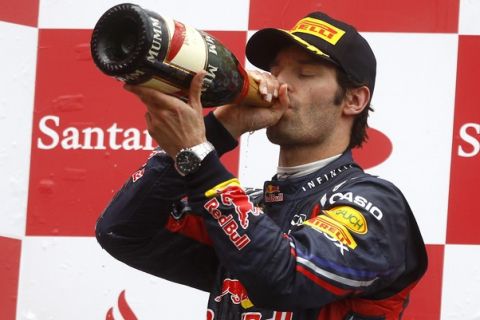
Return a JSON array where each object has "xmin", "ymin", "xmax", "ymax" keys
[{"xmin": 343, "ymin": 86, "xmax": 370, "ymax": 116}]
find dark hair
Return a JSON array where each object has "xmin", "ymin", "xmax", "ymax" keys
[{"xmin": 334, "ymin": 68, "xmax": 374, "ymax": 149}]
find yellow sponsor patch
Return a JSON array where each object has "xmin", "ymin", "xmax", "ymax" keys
[
  {"xmin": 291, "ymin": 17, "xmax": 346, "ymax": 45},
  {"xmin": 304, "ymin": 215, "xmax": 357, "ymax": 249},
  {"xmin": 324, "ymin": 206, "xmax": 368, "ymax": 234},
  {"xmin": 204, "ymin": 178, "xmax": 241, "ymax": 198}
]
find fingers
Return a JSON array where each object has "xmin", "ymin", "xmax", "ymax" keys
[
  {"xmin": 123, "ymin": 72, "xmax": 208, "ymax": 158},
  {"xmin": 277, "ymin": 83, "xmax": 289, "ymax": 108},
  {"xmin": 144, "ymin": 111, "xmax": 154, "ymax": 136},
  {"xmin": 124, "ymin": 70, "xmax": 206, "ymax": 113},
  {"xmin": 189, "ymin": 70, "xmax": 206, "ymax": 113},
  {"xmin": 250, "ymin": 70, "xmax": 280, "ymax": 103},
  {"xmin": 124, "ymin": 84, "xmax": 179, "ymax": 113}
]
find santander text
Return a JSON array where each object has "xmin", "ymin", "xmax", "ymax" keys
[
  {"xmin": 458, "ymin": 122, "xmax": 480, "ymax": 158},
  {"xmin": 37, "ymin": 115, "xmax": 154, "ymax": 151}
]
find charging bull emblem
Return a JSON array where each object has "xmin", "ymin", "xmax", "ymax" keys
[
  {"xmin": 265, "ymin": 184, "xmax": 284, "ymax": 203},
  {"xmin": 214, "ymin": 278, "xmax": 253, "ymax": 309},
  {"xmin": 220, "ymin": 186, "xmax": 261, "ymax": 229}
]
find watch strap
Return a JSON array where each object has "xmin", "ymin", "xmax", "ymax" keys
[
  {"xmin": 188, "ymin": 141, "xmax": 215, "ymax": 162},
  {"xmin": 174, "ymin": 141, "xmax": 215, "ymax": 176}
]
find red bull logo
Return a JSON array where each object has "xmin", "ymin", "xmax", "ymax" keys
[
  {"xmin": 204, "ymin": 198, "xmax": 251, "ymax": 250},
  {"xmin": 204, "ymin": 184, "xmax": 263, "ymax": 250},
  {"xmin": 266, "ymin": 184, "xmax": 280, "ymax": 193},
  {"xmin": 265, "ymin": 184, "xmax": 284, "ymax": 203},
  {"xmin": 220, "ymin": 185, "xmax": 261, "ymax": 229},
  {"xmin": 214, "ymin": 278, "xmax": 253, "ymax": 309}
]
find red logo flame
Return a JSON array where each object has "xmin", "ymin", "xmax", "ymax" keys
[
  {"xmin": 352, "ymin": 127, "xmax": 393, "ymax": 170},
  {"xmin": 105, "ymin": 290, "xmax": 138, "ymax": 320}
]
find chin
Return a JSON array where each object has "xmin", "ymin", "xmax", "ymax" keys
[{"xmin": 266, "ymin": 126, "xmax": 294, "ymax": 146}]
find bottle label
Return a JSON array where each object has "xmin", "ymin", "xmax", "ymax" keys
[
  {"xmin": 141, "ymin": 13, "xmax": 208, "ymax": 96},
  {"xmin": 198, "ymin": 31, "xmax": 244, "ymax": 106}
]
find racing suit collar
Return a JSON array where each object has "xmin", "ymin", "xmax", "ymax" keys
[
  {"xmin": 264, "ymin": 150, "xmax": 361, "ymax": 203},
  {"xmin": 276, "ymin": 153, "xmax": 342, "ymax": 180}
]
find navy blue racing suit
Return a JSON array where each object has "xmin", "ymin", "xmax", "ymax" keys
[{"xmin": 96, "ymin": 112, "xmax": 427, "ymax": 320}]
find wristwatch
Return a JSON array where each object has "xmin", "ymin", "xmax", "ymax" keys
[{"xmin": 174, "ymin": 141, "xmax": 215, "ymax": 176}]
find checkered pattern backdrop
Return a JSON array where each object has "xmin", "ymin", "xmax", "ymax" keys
[{"xmin": 1, "ymin": 0, "xmax": 479, "ymax": 319}]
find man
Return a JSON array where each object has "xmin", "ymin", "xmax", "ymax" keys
[{"xmin": 96, "ymin": 11, "xmax": 428, "ymax": 320}]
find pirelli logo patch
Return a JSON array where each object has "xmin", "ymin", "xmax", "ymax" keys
[
  {"xmin": 304, "ymin": 215, "xmax": 357, "ymax": 249},
  {"xmin": 291, "ymin": 17, "xmax": 346, "ymax": 45},
  {"xmin": 324, "ymin": 206, "xmax": 368, "ymax": 234}
]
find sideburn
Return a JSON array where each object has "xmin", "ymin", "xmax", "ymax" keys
[{"xmin": 333, "ymin": 85, "xmax": 346, "ymax": 106}]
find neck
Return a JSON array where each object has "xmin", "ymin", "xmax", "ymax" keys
[{"xmin": 277, "ymin": 115, "xmax": 353, "ymax": 167}]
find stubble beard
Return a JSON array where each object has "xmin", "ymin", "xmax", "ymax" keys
[
  {"xmin": 266, "ymin": 99, "xmax": 340, "ymax": 149},
  {"xmin": 266, "ymin": 105, "xmax": 320, "ymax": 148},
  {"xmin": 266, "ymin": 116, "xmax": 299, "ymax": 147}
]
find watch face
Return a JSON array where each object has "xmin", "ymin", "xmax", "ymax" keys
[{"xmin": 175, "ymin": 150, "xmax": 201, "ymax": 175}]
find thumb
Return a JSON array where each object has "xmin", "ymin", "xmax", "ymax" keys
[
  {"xmin": 189, "ymin": 70, "xmax": 207, "ymax": 113},
  {"xmin": 277, "ymin": 83, "xmax": 289, "ymax": 111}
]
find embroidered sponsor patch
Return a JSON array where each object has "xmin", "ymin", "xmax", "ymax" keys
[
  {"xmin": 214, "ymin": 278, "xmax": 253, "ymax": 309},
  {"xmin": 219, "ymin": 185, "xmax": 261, "ymax": 229},
  {"xmin": 203, "ymin": 184, "xmax": 262, "ymax": 250},
  {"xmin": 205, "ymin": 178, "xmax": 241, "ymax": 198},
  {"xmin": 304, "ymin": 215, "xmax": 357, "ymax": 249},
  {"xmin": 291, "ymin": 17, "xmax": 346, "ymax": 45},
  {"xmin": 265, "ymin": 184, "xmax": 284, "ymax": 203},
  {"xmin": 204, "ymin": 198, "xmax": 251, "ymax": 250},
  {"xmin": 324, "ymin": 206, "xmax": 368, "ymax": 234},
  {"xmin": 131, "ymin": 168, "xmax": 145, "ymax": 182}
]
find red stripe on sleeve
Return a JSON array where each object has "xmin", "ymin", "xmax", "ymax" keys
[
  {"xmin": 166, "ymin": 214, "xmax": 213, "ymax": 246},
  {"xmin": 296, "ymin": 265, "xmax": 351, "ymax": 296}
]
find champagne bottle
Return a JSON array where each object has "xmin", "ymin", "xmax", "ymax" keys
[{"xmin": 90, "ymin": 3, "xmax": 269, "ymax": 107}]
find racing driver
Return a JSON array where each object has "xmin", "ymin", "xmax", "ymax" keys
[{"xmin": 96, "ymin": 11, "xmax": 428, "ymax": 320}]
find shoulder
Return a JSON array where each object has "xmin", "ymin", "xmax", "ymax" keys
[{"xmin": 324, "ymin": 173, "xmax": 410, "ymax": 222}]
